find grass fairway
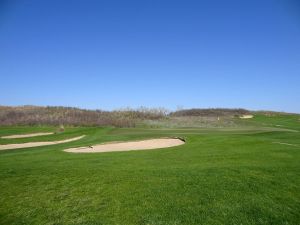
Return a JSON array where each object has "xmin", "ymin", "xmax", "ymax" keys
[{"xmin": 0, "ymin": 114, "xmax": 299, "ymax": 225}]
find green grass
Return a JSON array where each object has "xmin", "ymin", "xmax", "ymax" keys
[{"xmin": 0, "ymin": 114, "xmax": 299, "ymax": 225}]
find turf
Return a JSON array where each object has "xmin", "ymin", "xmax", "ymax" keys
[{"xmin": 0, "ymin": 114, "xmax": 299, "ymax": 225}]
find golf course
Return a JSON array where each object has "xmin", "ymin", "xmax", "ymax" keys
[
  {"xmin": 0, "ymin": 112, "xmax": 299, "ymax": 225},
  {"xmin": 1, "ymin": 0, "xmax": 299, "ymax": 224}
]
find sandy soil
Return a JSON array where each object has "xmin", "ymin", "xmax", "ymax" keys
[
  {"xmin": 0, "ymin": 135, "xmax": 85, "ymax": 150},
  {"xmin": 240, "ymin": 115, "xmax": 254, "ymax": 119},
  {"xmin": 1, "ymin": 132, "xmax": 54, "ymax": 139},
  {"xmin": 64, "ymin": 138, "xmax": 185, "ymax": 153}
]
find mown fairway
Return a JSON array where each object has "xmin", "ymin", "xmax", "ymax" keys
[{"xmin": 0, "ymin": 114, "xmax": 299, "ymax": 225}]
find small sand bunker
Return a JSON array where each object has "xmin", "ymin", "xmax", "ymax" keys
[
  {"xmin": 240, "ymin": 115, "xmax": 254, "ymax": 119},
  {"xmin": 64, "ymin": 138, "xmax": 185, "ymax": 153},
  {"xmin": 273, "ymin": 142, "xmax": 298, "ymax": 147},
  {"xmin": 1, "ymin": 132, "xmax": 54, "ymax": 139},
  {"xmin": 0, "ymin": 135, "xmax": 85, "ymax": 151}
]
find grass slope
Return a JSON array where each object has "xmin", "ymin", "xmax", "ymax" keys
[{"xmin": 0, "ymin": 114, "xmax": 299, "ymax": 225}]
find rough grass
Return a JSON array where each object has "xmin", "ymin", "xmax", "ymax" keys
[
  {"xmin": 0, "ymin": 106, "xmax": 167, "ymax": 127},
  {"xmin": 0, "ymin": 114, "xmax": 299, "ymax": 225}
]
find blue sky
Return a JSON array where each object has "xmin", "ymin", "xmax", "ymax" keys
[{"xmin": 0, "ymin": 0, "xmax": 300, "ymax": 112}]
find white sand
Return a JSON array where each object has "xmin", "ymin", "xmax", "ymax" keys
[
  {"xmin": 64, "ymin": 138, "xmax": 185, "ymax": 153},
  {"xmin": 0, "ymin": 135, "xmax": 85, "ymax": 150},
  {"xmin": 239, "ymin": 115, "xmax": 254, "ymax": 119},
  {"xmin": 1, "ymin": 132, "xmax": 54, "ymax": 139}
]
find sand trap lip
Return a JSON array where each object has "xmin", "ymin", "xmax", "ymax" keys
[
  {"xmin": 64, "ymin": 138, "xmax": 185, "ymax": 153},
  {"xmin": 0, "ymin": 135, "xmax": 85, "ymax": 150},
  {"xmin": 1, "ymin": 132, "xmax": 54, "ymax": 139}
]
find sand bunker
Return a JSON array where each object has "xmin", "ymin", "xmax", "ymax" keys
[
  {"xmin": 273, "ymin": 142, "xmax": 298, "ymax": 147},
  {"xmin": 64, "ymin": 138, "xmax": 185, "ymax": 153},
  {"xmin": 1, "ymin": 132, "xmax": 54, "ymax": 139},
  {"xmin": 240, "ymin": 115, "xmax": 254, "ymax": 119},
  {"xmin": 0, "ymin": 135, "xmax": 85, "ymax": 151}
]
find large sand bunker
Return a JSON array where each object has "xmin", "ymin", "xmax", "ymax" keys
[
  {"xmin": 1, "ymin": 132, "xmax": 54, "ymax": 139},
  {"xmin": 0, "ymin": 135, "xmax": 85, "ymax": 150},
  {"xmin": 64, "ymin": 138, "xmax": 185, "ymax": 153}
]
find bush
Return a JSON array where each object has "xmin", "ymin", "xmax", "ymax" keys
[
  {"xmin": 0, "ymin": 105, "xmax": 167, "ymax": 127},
  {"xmin": 170, "ymin": 108, "xmax": 250, "ymax": 117}
]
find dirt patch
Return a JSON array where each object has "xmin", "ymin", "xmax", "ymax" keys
[
  {"xmin": 0, "ymin": 135, "xmax": 85, "ymax": 150},
  {"xmin": 1, "ymin": 132, "xmax": 54, "ymax": 139},
  {"xmin": 64, "ymin": 138, "xmax": 185, "ymax": 153}
]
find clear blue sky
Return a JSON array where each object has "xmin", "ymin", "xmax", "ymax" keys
[{"xmin": 1, "ymin": 0, "xmax": 300, "ymax": 112}]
